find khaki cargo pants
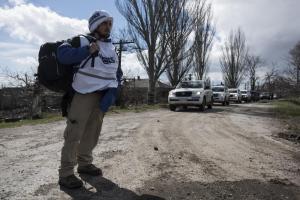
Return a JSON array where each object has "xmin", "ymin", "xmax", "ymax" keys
[{"xmin": 59, "ymin": 91, "xmax": 105, "ymax": 177}]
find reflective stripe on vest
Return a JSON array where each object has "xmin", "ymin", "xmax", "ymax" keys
[{"xmin": 77, "ymin": 70, "xmax": 116, "ymax": 80}]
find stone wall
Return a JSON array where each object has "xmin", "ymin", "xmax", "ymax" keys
[
  {"xmin": 0, "ymin": 86, "xmax": 62, "ymax": 121},
  {"xmin": 118, "ymin": 87, "xmax": 170, "ymax": 106},
  {"xmin": 0, "ymin": 85, "xmax": 171, "ymax": 120}
]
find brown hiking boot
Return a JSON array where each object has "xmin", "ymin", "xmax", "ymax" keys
[
  {"xmin": 58, "ymin": 174, "xmax": 83, "ymax": 189},
  {"xmin": 77, "ymin": 164, "xmax": 103, "ymax": 176}
]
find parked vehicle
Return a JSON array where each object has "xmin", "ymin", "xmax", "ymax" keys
[
  {"xmin": 250, "ymin": 91, "xmax": 260, "ymax": 102},
  {"xmin": 168, "ymin": 80, "xmax": 213, "ymax": 111},
  {"xmin": 212, "ymin": 85, "xmax": 230, "ymax": 106},
  {"xmin": 241, "ymin": 90, "xmax": 251, "ymax": 102},
  {"xmin": 260, "ymin": 92, "xmax": 273, "ymax": 100},
  {"xmin": 228, "ymin": 88, "xmax": 242, "ymax": 103}
]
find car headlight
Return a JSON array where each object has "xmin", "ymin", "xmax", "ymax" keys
[
  {"xmin": 169, "ymin": 91, "xmax": 175, "ymax": 96},
  {"xmin": 196, "ymin": 91, "xmax": 201, "ymax": 96}
]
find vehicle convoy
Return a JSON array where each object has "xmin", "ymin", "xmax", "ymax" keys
[
  {"xmin": 241, "ymin": 90, "xmax": 251, "ymax": 102},
  {"xmin": 260, "ymin": 92, "xmax": 273, "ymax": 100},
  {"xmin": 212, "ymin": 85, "xmax": 230, "ymax": 106},
  {"xmin": 251, "ymin": 91, "xmax": 260, "ymax": 102},
  {"xmin": 168, "ymin": 80, "xmax": 213, "ymax": 111},
  {"xmin": 229, "ymin": 88, "xmax": 242, "ymax": 103}
]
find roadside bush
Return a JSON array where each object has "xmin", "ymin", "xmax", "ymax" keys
[{"xmin": 273, "ymin": 98, "xmax": 300, "ymax": 117}]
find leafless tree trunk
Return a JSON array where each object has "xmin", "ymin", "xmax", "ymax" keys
[
  {"xmin": 246, "ymin": 55, "xmax": 263, "ymax": 91},
  {"xmin": 164, "ymin": 0, "xmax": 195, "ymax": 87},
  {"xmin": 193, "ymin": 1, "xmax": 215, "ymax": 80},
  {"xmin": 289, "ymin": 41, "xmax": 300, "ymax": 86},
  {"xmin": 263, "ymin": 67, "xmax": 277, "ymax": 93},
  {"xmin": 220, "ymin": 28, "xmax": 248, "ymax": 88},
  {"xmin": 115, "ymin": 0, "xmax": 169, "ymax": 104}
]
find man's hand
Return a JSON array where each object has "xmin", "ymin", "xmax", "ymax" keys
[{"xmin": 89, "ymin": 42, "xmax": 99, "ymax": 55}]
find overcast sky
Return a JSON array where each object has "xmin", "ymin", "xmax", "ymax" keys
[
  {"xmin": 0, "ymin": 0, "xmax": 299, "ymax": 87},
  {"xmin": 210, "ymin": 0, "xmax": 300, "ymax": 83}
]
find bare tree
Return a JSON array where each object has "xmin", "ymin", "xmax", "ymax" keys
[
  {"xmin": 261, "ymin": 66, "xmax": 298, "ymax": 97},
  {"xmin": 1, "ymin": 66, "xmax": 35, "ymax": 88},
  {"xmin": 246, "ymin": 55, "xmax": 263, "ymax": 91},
  {"xmin": 0, "ymin": 66, "xmax": 41, "ymax": 118},
  {"xmin": 285, "ymin": 63, "xmax": 297, "ymax": 82},
  {"xmin": 220, "ymin": 28, "xmax": 248, "ymax": 88},
  {"xmin": 262, "ymin": 66, "xmax": 278, "ymax": 93},
  {"xmin": 289, "ymin": 41, "xmax": 300, "ymax": 86},
  {"xmin": 193, "ymin": 1, "xmax": 215, "ymax": 80},
  {"xmin": 164, "ymin": 0, "xmax": 195, "ymax": 87},
  {"xmin": 115, "ymin": 0, "xmax": 169, "ymax": 104}
]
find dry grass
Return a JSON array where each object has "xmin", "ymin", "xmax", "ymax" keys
[{"xmin": 0, "ymin": 104, "xmax": 164, "ymax": 129}]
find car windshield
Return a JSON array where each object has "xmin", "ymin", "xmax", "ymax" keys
[
  {"xmin": 229, "ymin": 90, "xmax": 237, "ymax": 93},
  {"xmin": 241, "ymin": 91, "xmax": 247, "ymax": 94},
  {"xmin": 212, "ymin": 87, "xmax": 224, "ymax": 92},
  {"xmin": 176, "ymin": 81, "xmax": 203, "ymax": 89}
]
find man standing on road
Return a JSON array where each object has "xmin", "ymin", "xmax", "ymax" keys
[{"xmin": 56, "ymin": 10, "xmax": 122, "ymax": 189}]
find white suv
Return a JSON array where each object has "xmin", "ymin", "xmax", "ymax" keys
[
  {"xmin": 212, "ymin": 85, "xmax": 230, "ymax": 106},
  {"xmin": 228, "ymin": 88, "xmax": 242, "ymax": 103},
  {"xmin": 168, "ymin": 80, "xmax": 213, "ymax": 111},
  {"xmin": 241, "ymin": 90, "xmax": 251, "ymax": 102}
]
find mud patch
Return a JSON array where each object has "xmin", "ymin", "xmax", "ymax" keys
[
  {"xmin": 138, "ymin": 177, "xmax": 300, "ymax": 200},
  {"xmin": 0, "ymin": 190, "xmax": 13, "ymax": 200},
  {"xmin": 101, "ymin": 134, "xmax": 129, "ymax": 142},
  {"xmin": 179, "ymin": 151, "xmax": 225, "ymax": 178},
  {"xmin": 97, "ymin": 150, "xmax": 126, "ymax": 160},
  {"xmin": 28, "ymin": 140, "xmax": 59, "ymax": 149},
  {"xmin": 276, "ymin": 131, "xmax": 300, "ymax": 143},
  {"xmin": 34, "ymin": 183, "xmax": 57, "ymax": 196},
  {"xmin": 269, "ymin": 178, "xmax": 296, "ymax": 186}
]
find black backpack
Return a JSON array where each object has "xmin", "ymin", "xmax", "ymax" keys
[{"xmin": 36, "ymin": 35, "xmax": 96, "ymax": 93}]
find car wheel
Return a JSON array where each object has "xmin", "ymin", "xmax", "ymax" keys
[
  {"xmin": 222, "ymin": 99, "xmax": 226, "ymax": 106},
  {"xmin": 208, "ymin": 97, "xmax": 213, "ymax": 109},
  {"xmin": 169, "ymin": 105, "xmax": 176, "ymax": 111},
  {"xmin": 199, "ymin": 97, "xmax": 206, "ymax": 111}
]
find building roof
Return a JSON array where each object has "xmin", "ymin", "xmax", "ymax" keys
[{"xmin": 124, "ymin": 78, "xmax": 171, "ymax": 88}]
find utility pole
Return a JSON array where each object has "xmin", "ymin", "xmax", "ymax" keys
[
  {"xmin": 113, "ymin": 40, "xmax": 134, "ymax": 107},
  {"xmin": 113, "ymin": 40, "xmax": 134, "ymax": 70}
]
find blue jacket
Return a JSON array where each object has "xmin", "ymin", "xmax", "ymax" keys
[{"xmin": 57, "ymin": 41, "xmax": 123, "ymax": 113}]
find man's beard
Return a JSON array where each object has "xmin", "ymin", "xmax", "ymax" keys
[{"xmin": 99, "ymin": 31, "xmax": 110, "ymax": 39}]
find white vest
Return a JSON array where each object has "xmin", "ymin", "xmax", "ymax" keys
[{"xmin": 72, "ymin": 36, "xmax": 118, "ymax": 94}]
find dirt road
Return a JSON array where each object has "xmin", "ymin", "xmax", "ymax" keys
[{"xmin": 0, "ymin": 103, "xmax": 299, "ymax": 200}]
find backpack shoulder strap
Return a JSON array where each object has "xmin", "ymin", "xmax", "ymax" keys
[
  {"xmin": 80, "ymin": 34, "xmax": 97, "ymax": 43},
  {"xmin": 67, "ymin": 34, "xmax": 98, "ymax": 69},
  {"xmin": 68, "ymin": 34, "xmax": 97, "ymax": 48}
]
